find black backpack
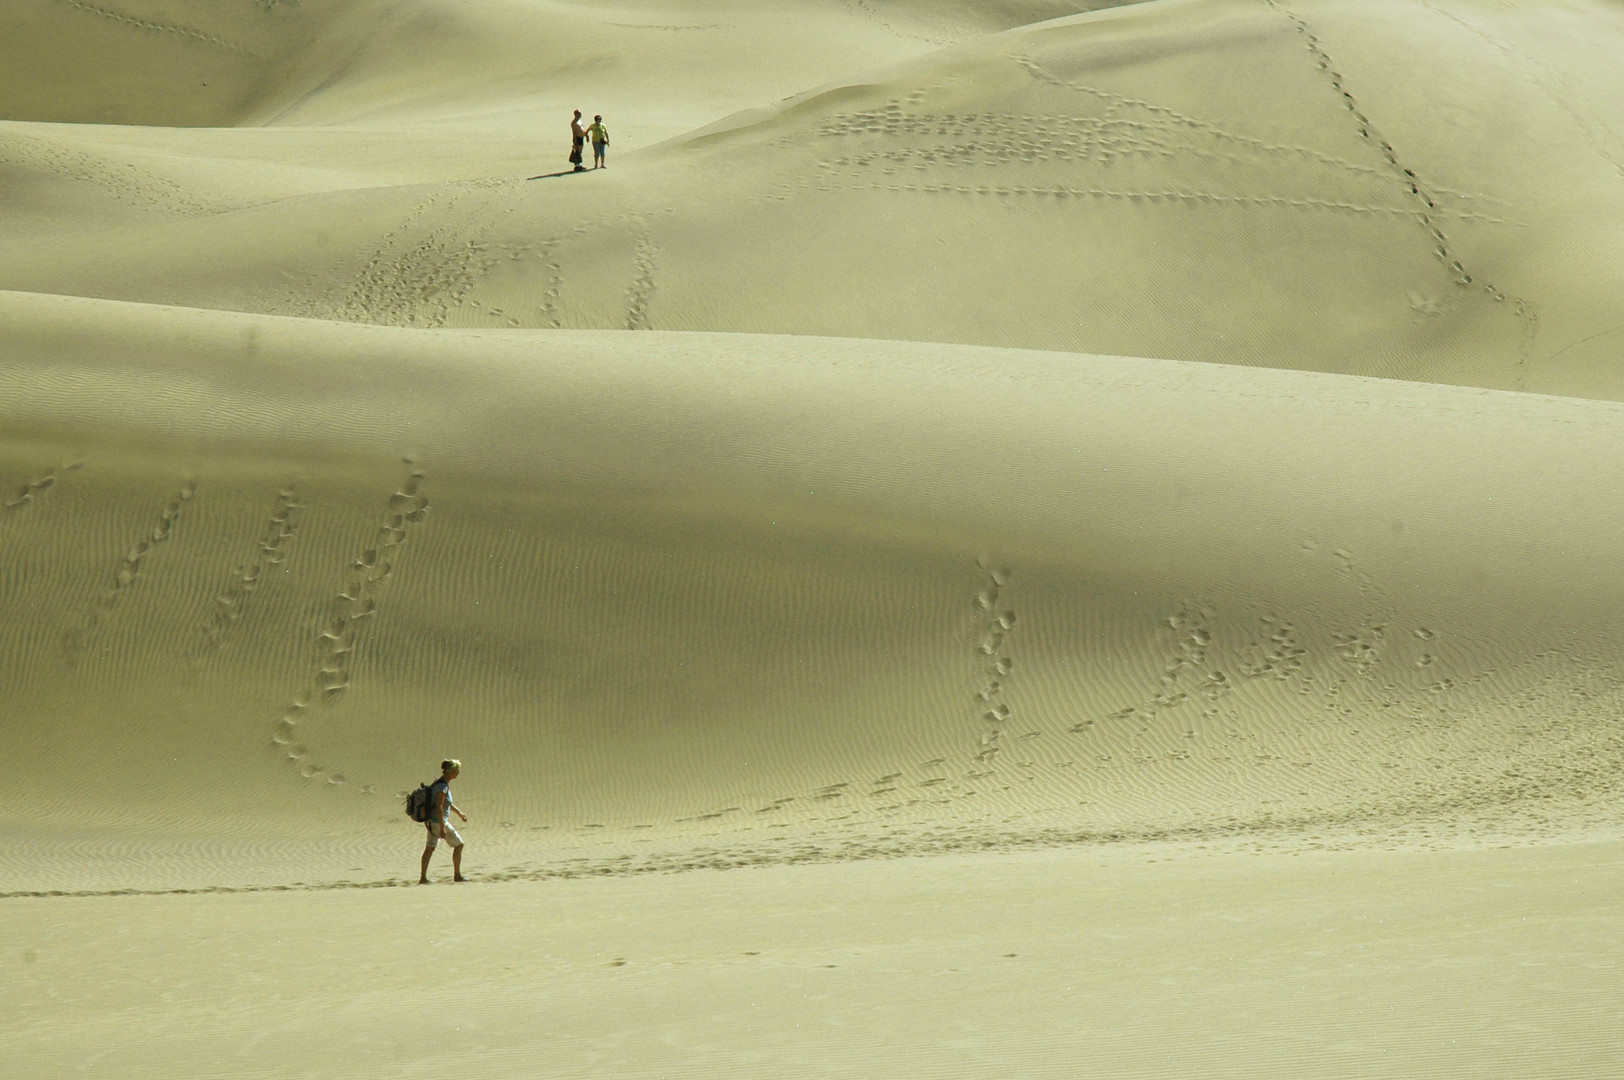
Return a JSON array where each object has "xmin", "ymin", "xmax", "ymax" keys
[{"xmin": 405, "ymin": 781, "xmax": 435, "ymax": 823}]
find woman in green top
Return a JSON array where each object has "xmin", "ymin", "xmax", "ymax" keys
[{"xmin": 587, "ymin": 115, "xmax": 609, "ymax": 169}]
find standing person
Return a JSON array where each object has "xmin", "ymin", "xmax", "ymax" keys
[
  {"xmin": 419, "ymin": 758, "xmax": 468, "ymax": 884},
  {"xmin": 587, "ymin": 115, "xmax": 609, "ymax": 169},
  {"xmin": 569, "ymin": 110, "xmax": 587, "ymax": 172}
]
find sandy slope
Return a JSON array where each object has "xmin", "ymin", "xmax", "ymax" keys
[
  {"xmin": 4, "ymin": 1, "xmax": 1624, "ymax": 1076},
  {"xmin": 6, "ymin": 288, "xmax": 1624, "ymax": 896},
  {"xmin": 6, "ymin": 1, "xmax": 1624, "ymax": 391}
]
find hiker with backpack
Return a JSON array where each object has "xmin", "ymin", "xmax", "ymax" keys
[{"xmin": 412, "ymin": 758, "xmax": 468, "ymax": 884}]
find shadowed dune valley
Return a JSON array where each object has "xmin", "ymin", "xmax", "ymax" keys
[{"xmin": 5, "ymin": 1, "xmax": 1624, "ymax": 1077}]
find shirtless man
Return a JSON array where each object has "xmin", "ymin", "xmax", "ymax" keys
[
  {"xmin": 419, "ymin": 758, "xmax": 469, "ymax": 884},
  {"xmin": 569, "ymin": 110, "xmax": 587, "ymax": 172}
]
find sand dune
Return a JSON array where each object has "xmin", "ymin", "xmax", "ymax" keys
[
  {"xmin": 5, "ymin": 2, "xmax": 1624, "ymax": 1076},
  {"xmin": 1, "ymin": 1, "xmax": 1134, "ymax": 133},
  {"xmin": 7, "ymin": 0, "xmax": 1624, "ymax": 393},
  {"xmin": 7, "ymin": 288, "xmax": 1624, "ymax": 897}
]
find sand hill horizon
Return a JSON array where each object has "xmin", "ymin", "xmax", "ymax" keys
[{"xmin": 6, "ymin": 0, "xmax": 1624, "ymax": 393}]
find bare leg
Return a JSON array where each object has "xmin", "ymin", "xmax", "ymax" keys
[
  {"xmin": 453, "ymin": 845, "xmax": 466, "ymax": 882},
  {"xmin": 419, "ymin": 845, "xmax": 433, "ymax": 884}
]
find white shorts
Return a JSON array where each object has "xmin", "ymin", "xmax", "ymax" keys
[{"xmin": 424, "ymin": 821, "xmax": 464, "ymax": 849}]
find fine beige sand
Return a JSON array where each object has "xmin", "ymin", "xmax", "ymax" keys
[{"xmin": 5, "ymin": 2, "xmax": 1624, "ymax": 1076}]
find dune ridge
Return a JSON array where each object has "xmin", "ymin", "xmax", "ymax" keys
[{"xmin": 6, "ymin": 1, "xmax": 1624, "ymax": 394}]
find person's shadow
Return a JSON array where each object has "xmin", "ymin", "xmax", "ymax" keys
[{"xmin": 527, "ymin": 169, "xmax": 590, "ymax": 180}]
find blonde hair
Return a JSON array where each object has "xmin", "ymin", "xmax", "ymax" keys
[{"xmin": 441, "ymin": 758, "xmax": 461, "ymax": 772}]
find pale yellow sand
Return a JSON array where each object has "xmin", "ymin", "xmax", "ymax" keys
[
  {"xmin": 8, "ymin": 0, "xmax": 1624, "ymax": 391},
  {"xmin": 4, "ymin": 1, "xmax": 1624, "ymax": 1076},
  {"xmin": 8, "ymin": 842, "xmax": 1624, "ymax": 1078}
]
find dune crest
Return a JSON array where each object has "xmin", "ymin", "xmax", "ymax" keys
[{"xmin": 6, "ymin": 1, "xmax": 1624, "ymax": 399}]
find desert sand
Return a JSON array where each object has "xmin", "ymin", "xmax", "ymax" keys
[{"xmin": 5, "ymin": 1, "xmax": 1624, "ymax": 1076}]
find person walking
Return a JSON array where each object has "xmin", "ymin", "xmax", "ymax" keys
[
  {"xmin": 569, "ymin": 110, "xmax": 587, "ymax": 172},
  {"xmin": 419, "ymin": 758, "xmax": 468, "ymax": 884},
  {"xmin": 587, "ymin": 115, "xmax": 609, "ymax": 169}
]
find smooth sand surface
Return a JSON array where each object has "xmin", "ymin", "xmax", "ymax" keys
[
  {"xmin": 10, "ymin": 843, "xmax": 1624, "ymax": 1078},
  {"xmin": 5, "ymin": 1, "xmax": 1624, "ymax": 1076}
]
